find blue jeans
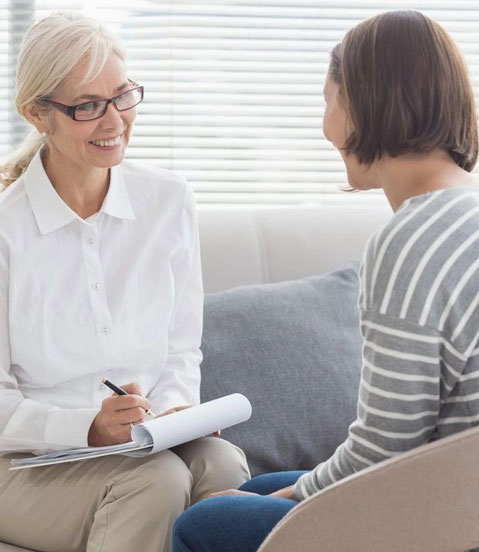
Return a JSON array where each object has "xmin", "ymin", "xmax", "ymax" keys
[{"xmin": 172, "ymin": 471, "xmax": 307, "ymax": 552}]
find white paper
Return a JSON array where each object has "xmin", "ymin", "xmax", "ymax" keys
[
  {"xmin": 9, "ymin": 394, "xmax": 252, "ymax": 469},
  {"xmin": 131, "ymin": 393, "xmax": 252, "ymax": 453}
]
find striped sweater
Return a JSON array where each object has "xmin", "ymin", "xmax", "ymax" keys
[{"xmin": 295, "ymin": 187, "xmax": 479, "ymax": 500}]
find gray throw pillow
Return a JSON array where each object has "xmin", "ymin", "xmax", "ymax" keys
[{"xmin": 200, "ymin": 264, "xmax": 362, "ymax": 477}]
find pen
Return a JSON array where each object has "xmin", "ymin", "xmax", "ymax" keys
[{"xmin": 101, "ymin": 377, "xmax": 157, "ymax": 417}]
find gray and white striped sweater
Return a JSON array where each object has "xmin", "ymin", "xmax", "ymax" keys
[{"xmin": 295, "ymin": 187, "xmax": 479, "ymax": 500}]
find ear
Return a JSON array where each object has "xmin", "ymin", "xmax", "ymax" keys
[{"xmin": 23, "ymin": 101, "xmax": 50, "ymax": 134}]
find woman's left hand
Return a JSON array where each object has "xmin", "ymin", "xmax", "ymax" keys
[
  {"xmin": 208, "ymin": 485, "xmax": 297, "ymax": 500},
  {"xmin": 268, "ymin": 486, "xmax": 298, "ymax": 500},
  {"xmin": 157, "ymin": 405, "xmax": 221, "ymax": 437},
  {"xmin": 209, "ymin": 489, "xmax": 259, "ymax": 498},
  {"xmin": 157, "ymin": 405, "xmax": 192, "ymax": 417}
]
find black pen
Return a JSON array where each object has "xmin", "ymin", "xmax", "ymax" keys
[{"xmin": 101, "ymin": 377, "xmax": 157, "ymax": 417}]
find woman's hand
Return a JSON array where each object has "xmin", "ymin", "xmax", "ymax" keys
[
  {"xmin": 268, "ymin": 486, "xmax": 298, "ymax": 500},
  {"xmin": 157, "ymin": 405, "xmax": 221, "ymax": 437},
  {"xmin": 88, "ymin": 382, "xmax": 151, "ymax": 446},
  {"xmin": 209, "ymin": 489, "xmax": 259, "ymax": 498},
  {"xmin": 208, "ymin": 486, "xmax": 297, "ymax": 500},
  {"xmin": 156, "ymin": 405, "xmax": 192, "ymax": 417}
]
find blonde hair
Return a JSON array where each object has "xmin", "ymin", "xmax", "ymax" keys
[{"xmin": 0, "ymin": 12, "xmax": 127, "ymax": 188}]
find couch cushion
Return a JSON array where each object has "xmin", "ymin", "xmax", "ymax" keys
[{"xmin": 200, "ymin": 264, "xmax": 362, "ymax": 477}]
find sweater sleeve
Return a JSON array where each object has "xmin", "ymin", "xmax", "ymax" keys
[
  {"xmin": 295, "ymin": 189, "xmax": 479, "ymax": 499},
  {"xmin": 293, "ymin": 310, "xmax": 456, "ymax": 499},
  {"xmin": 294, "ymin": 205, "xmax": 469, "ymax": 500}
]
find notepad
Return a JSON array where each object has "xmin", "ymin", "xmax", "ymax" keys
[{"xmin": 10, "ymin": 393, "xmax": 252, "ymax": 470}]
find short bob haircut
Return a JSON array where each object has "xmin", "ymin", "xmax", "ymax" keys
[{"xmin": 328, "ymin": 10, "xmax": 478, "ymax": 171}]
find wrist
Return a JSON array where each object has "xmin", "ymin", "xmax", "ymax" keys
[{"xmin": 87, "ymin": 414, "xmax": 104, "ymax": 447}]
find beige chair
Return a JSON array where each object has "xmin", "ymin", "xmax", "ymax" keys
[{"xmin": 259, "ymin": 425, "xmax": 479, "ymax": 552}]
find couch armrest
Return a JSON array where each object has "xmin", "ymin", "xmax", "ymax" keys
[{"xmin": 259, "ymin": 426, "xmax": 479, "ymax": 552}]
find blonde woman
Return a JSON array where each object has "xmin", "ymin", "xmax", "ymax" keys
[{"xmin": 0, "ymin": 12, "xmax": 249, "ymax": 552}]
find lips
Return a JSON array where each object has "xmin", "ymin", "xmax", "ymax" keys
[{"xmin": 89, "ymin": 135, "xmax": 122, "ymax": 147}]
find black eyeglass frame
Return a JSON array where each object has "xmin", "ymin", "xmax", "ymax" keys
[{"xmin": 42, "ymin": 80, "xmax": 144, "ymax": 122}]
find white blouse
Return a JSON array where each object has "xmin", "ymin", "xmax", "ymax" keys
[{"xmin": 0, "ymin": 152, "xmax": 203, "ymax": 454}]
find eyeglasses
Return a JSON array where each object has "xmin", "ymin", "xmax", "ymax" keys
[{"xmin": 43, "ymin": 80, "xmax": 144, "ymax": 122}]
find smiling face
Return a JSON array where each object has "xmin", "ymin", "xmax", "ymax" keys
[{"xmin": 33, "ymin": 54, "xmax": 136, "ymax": 175}]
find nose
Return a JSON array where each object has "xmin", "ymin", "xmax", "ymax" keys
[{"xmin": 100, "ymin": 101, "xmax": 124, "ymax": 130}]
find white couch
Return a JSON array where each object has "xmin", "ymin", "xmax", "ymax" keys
[
  {"xmin": 198, "ymin": 200, "xmax": 391, "ymax": 292},
  {"xmin": 5, "ymin": 199, "xmax": 479, "ymax": 552}
]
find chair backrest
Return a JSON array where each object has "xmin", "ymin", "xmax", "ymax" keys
[{"xmin": 259, "ymin": 426, "xmax": 479, "ymax": 552}]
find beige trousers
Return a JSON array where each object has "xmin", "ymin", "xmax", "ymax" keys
[{"xmin": 0, "ymin": 437, "xmax": 250, "ymax": 552}]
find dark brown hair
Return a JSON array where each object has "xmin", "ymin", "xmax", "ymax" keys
[{"xmin": 328, "ymin": 10, "xmax": 478, "ymax": 171}]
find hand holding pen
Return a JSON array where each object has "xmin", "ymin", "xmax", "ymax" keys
[
  {"xmin": 87, "ymin": 380, "xmax": 156, "ymax": 447},
  {"xmin": 101, "ymin": 378, "xmax": 157, "ymax": 417}
]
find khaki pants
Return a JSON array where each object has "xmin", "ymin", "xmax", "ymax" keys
[{"xmin": 0, "ymin": 437, "xmax": 250, "ymax": 552}]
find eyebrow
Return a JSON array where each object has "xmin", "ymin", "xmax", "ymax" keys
[{"xmin": 71, "ymin": 82, "xmax": 130, "ymax": 103}]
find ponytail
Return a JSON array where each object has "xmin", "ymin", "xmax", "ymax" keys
[{"xmin": 0, "ymin": 130, "xmax": 46, "ymax": 188}]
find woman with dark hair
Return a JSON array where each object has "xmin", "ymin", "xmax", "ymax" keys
[{"xmin": 172, "ymin": 10, "xmax": 479, "ymax": 552}]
